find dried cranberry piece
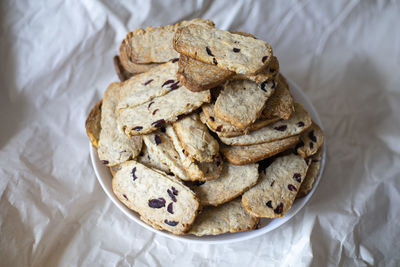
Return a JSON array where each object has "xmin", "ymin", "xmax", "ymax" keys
[
  {"xmin": 144, "ymin": 79, "xmax": 154, "ymax": 85},
  {"xmin": 139, "ymin": 151, "xmax": 144, "ymax": 157},
  {"xmin": 274, "ymin": 125, "xmax": 287, "ymax": 131},
  {"xmin": 288, "ymin": 184, "xmax": 297, "ymax": 191},
  {"xmin": 295, "ymin": 141, "xmax": 304, "ymax": 151},
  {"xmin": 167, "ymin": 189, "xmax": 177, "ymax": 202},
  {"xmin": 132, "ymin": 126, "xmax": 143, "ymax": 131},
  {"xmin": 209, "ymin": 116, "xmax": 215, "ymax": 121},
  {"xmin": 123, "ymin": 194, "xmax": 128, "ymax": 200},
  {"xmin": 169, "ymin": 81, "xmax": 180, "ymax": 90},
  {"xmin": 176, "ymin": 114, "xmax": 184, "ymax": 121},
  {"xmin": 154, "ymin": 135, "xmax": 162, "ymax": 145},
  {"xmin": 164, "ymin": 220, "xmax": 178, "ymax": 226},
  {"xmin": 262, "ymin": 56, "xmax": 268, "ymax": 63},
  {"xmin": 102, "ymin": 160, "xmax": 109, "ymax": 165},
  {"xmin": 266, "ymin": 200, "xmax": 272, "ymax": 208},
  {"xmin": 152, "ymin": 119, "xmax": 166, "ymax": 128},
  {"xmin": 233, "ymin": 48, "xmax": 240, "ymax": 52},
  {"xmin": 206, "ymin": 47, "xmax": 214, "ymax": 56},
  {"xmin": 309, "ymin": 142, "xmax": 314, "ymax": 149},
  {"xmin": 148, "ymin": 198, "xmax": 166, "ymax": 208},
  {"xmin": 260, "ymin": 81, "xmax": 268, "ymax": 92},
  {"xmin": 152, "ymin": 109, "xmax": 159, "ymax": 115},
  {"xmin": 167, "ymin": 202, "xmax": 174, "ymax": 214},
  {"xmin": 194, "ymin": 181, "xmax": 205, "ymax": 186},
  {"xmin": 131, "ymin": 167, "xmax": 138, "ymax": 181},
  {"xmin": 213, "ymin": 58, "xmax": 218, "ymax": 65},
  {"xmin": 172, "ymin": 58, "xmax": 179, "ymax": 63},
  {"xmin": 162, "ymin": 80, "xmax": 174, "ymax": 87},
  {"xmin": 297, "ymin": 121, "xmax": 305, "ymax": 127},
  {"xmin": 148, "ymin": 101, "xmax": 154, "ymax": 108},
  {"xmin": 309, "ymin": 130, "xmax": 317, "ymax": 142},
  {"xmin": 171, "ymin": 186, "xmax": 178, "ymax": 196},
  {"xmin": 216, "ymin": 125, "xmax": 223, "ymax": 132},
  {"xmin": 293, "ymin": 173, "xmax": 302, "ymax": 183},
  {"xmin": 270, "ymin": 180, "xmax": 275, "ymax": 187},
  {"xmin": 166, "ymin": 172, "xmax": 175, "ymax": 176},
  {"xmin": 274, "ymin": 203, "xmax": 283, "ymax": 214},
  {"xmin": 160, "ymin": 126, "xmax": 166, "ymax": 133}
]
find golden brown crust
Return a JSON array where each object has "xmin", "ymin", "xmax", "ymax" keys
[
  {"xmin": 119, "ymin": 41, "xmax": 162, "ymax": 75},
  {"xmin": 85, "ymin": 99, "xmax": 102, "ymax": 148},
  {"xmin": 113, "ymin": 55, "xmax": 133, "ymax": 82},
  {"xmin": 221, "ymin": 136, "xmax": 300, "ymax": 165}
]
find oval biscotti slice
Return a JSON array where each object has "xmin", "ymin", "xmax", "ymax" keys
[
  {"xmin": 123, "ymin": 18, "xmax": 214, "ymax": 64},
  {"xmin": 297, "ymin": 149, "xmax": 323, "ymax": 198},
  {"xmin": 113, "ymin": 55, "xmax": 134, "ymax": 82},
  {"xmin": 85, "ymin": 99, "xmax": 102, "ymax": 148},
  {"xmin": 173, "ymin": 24, "xmax": 273, "ymax": 74},
  {"xmin": 112, "ymin": 161, "xmax": 200, "ymax": 234},
  {"xmin": 200, "ymin": 103, "xmax": 279, "ymax": 137},
  {"xmin": 218, "ymin": 103, "xmax": 312, "ymax": 146},
  {"xmin": 166, "ymin": 126, "xmax": 223, "ymax": 181},
  {"xmin": 172, "ymin": 113, "xmax": 219, "ymax": 163},
  {"xmin": 97, "ymin": 82, "xmax": 142, "ymax": 166},
  {"xmin": 137, "ymin": 144, "xmax": 171, "ymax": 174},
  {"xmin": 221, "ymin": 136, "xmax": 300, "ymax": 165},
  {"xmin": 188, "ymin": 162, "xmax": 258, "ymax": 206},
  {"xmin": 189, "ymin": 198, "xmax": 259, "ymax": 236},
  {"xmin": 242, "ymin": 154, "xmax": 309, "ymax": 218},
  {"xmin": 214, "ymin": 79, "xmax": 275, "ymax": 129},
  {"xmin": 296, "ymin": 122, "xmax": 324, "ymax": 158}
]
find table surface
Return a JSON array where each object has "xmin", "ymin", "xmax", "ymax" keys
[{"xmin": 1, "ymin": 0, "xmax": 399, "ymax": 266}]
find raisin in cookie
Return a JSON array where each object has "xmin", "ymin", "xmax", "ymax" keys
[{"xmin": 296, "ymin": 122, "xmax": 324, "ymax": 158}]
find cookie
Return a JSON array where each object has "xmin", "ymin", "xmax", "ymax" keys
[
  {"xmin": 118, "ymin": 82, "xmax": 211, "ymax": 136},
  {"xmin": 119, "ymin": 41, "xmax": 161, "ymax": 75},
  {"xmin": 166, "ymin": 126, "xmax": 223, "ymax": 181},
  {"xmin": 242, "ymin": 154, "xmax": 309, "ymax": 218},
  {"xmin": 260, "ymin": 74, "xmax": 294, "ymax": 120},
  {"xmin": 177, "ymin": 54, "xmax": 233, "ymax": 92},
  {"xmin": 97, "ymin": 83, "xmax": 143, "ymax": 166},
  {"xmin": 113, "ymin": 55, "xmax": 133, "ymax": 82},
  {"xmin": 189, "ymin": 198, "xmax": 259, "ymax": 236},
  {"xmin": 143, "ymin": 131, "xmax": 188, "ymax": 181},
  {"xmin": 297, "ymin": 149, "xmax": 322, "ymax": 198},
  {"xmin": 188, "ymin": 162, "xmax": 258, "ymax": 206},
  {"xmin": 85, "ymin": 99, "xmax": 102, "ymax": 148},
  {"xmin": 221, "ymin": 136, "xmax": 300, "ymax": 165},
  {"xmin": 173, "ymin": 24, "xmax": 273, "ymax": 74},
  {"xmin": 214, "ymin": 79, "xmax": 275, "ymax": 129},
  {"xmin": 218, "ymin": 103, "xmax": 312, "ymax": 146},
  {"xmin": 173, "ymin": 113, "xmax": 219, "ymax": 162},
  {"xmin": 201, "ymin": 103, "xmax": 279, "ymax": 137},
  {"xmin": 112, "ymin": 160, "xmax": 200, "ymax": 234},
  {"xmin": 123, "ymin": 18, "xmax": 214, "ymax": 64},
  {"xmin": 137, "ymin": 144, "xmax": 171, "ymax": 173},
  {"xmin": 296, "ymin": 122, "xmax": 324, "ymax": 158}
]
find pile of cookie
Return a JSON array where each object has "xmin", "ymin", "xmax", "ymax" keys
[{"xmin": 85, "ymin": 19, "xmax": 325, "ymax": 236}]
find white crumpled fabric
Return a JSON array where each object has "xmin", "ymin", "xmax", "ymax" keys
[{"xmin": 1, "ymin": 0, "xmax": 399, "ymax": 266}]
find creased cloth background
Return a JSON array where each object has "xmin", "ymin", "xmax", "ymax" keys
[{"xmin": 1, "ymin": 0, "xmax": 399, "ymax": 266}]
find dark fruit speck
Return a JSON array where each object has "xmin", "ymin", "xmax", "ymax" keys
[
  {"xmin": 297, "ymin": 121, "xmax": 305, "ymax": 127},
  {"xmin": 213, "ymin": 58, "xmax": 218, "ymax": 65},
  {"xmin": 233, "ymin": 48, "xmax": 240, "ymax": 52},
  {"xmin": 152, "ymin": 109, "xmax": 159, "ymax": 115},
  {"xmin": 164, "ymin": 220, "xmax": 178, "ymax": 226},
  {"xmin": 131, "ymin": 167, "xmax": 138, "ymax": 181},
  {"xmin": 154, "ymin": 135, "xmax": 162, "ymax": 145},
  {"xmin": 123, "ymin": 194, "xmax": 128, "ymax": 200},
  {"xmin": 148, "ymin": 198, "xmax": 166, "ymax": 208},
  {"xmin": 266, "ymin": 201, "xmax": 272, "ymax": 208},
  {"xmin": 172, "ymin": 58, "xmax": 179, "ymax": 63},
  {"xmin": 309, "ymin": 130, "xmax": 317, "ymax": 142},
  {"xmin": 132, "ymin": 126, "xmax": 143, "ymax": 131},
  {"xmin": 309, "ymin": 142, "xmax": 314, "ymax": 149},
  {"xmin": 206, "ymin": 47, "xmax": 214, "ymax": 56},
  {"xmin": 171, "ymin": 186, "xmax": 178, "ymax": 195},
  {"xmin": 162, "ymin": 80, "xmax": 174, "ymax": 87},
  {"xmin": 194, "ymin": 181, "xmax": 205, "ymax": 186},
  {"xmin": 102, "ymin": 160, "xmax": 109, "ymax": 165},
  {"xmin": 293, "ymin": 173, "xmax": 302, "ymax": 182},
  {"xmin": 262, "ymin": 56, "xmax": 268, "ymax": 63},
  {"xmin": 144, "ymin": 79, "xmax": 153, "ymax": 85},
  {"xmin": 216, "ymin": 125, "xmax": 223, "ymax": 132},
  {"xmin": 274, "ymin": 125, "xmax": 287, "ymax": 131},
  {"xmin": 274, "ymin": 203, "xmax": 283, "ymax": 214},
  {"xmin": 210, "ymin": 116, "xmax": 215, "ymax": 122},
  {"xmin": 167, "ymin": 189, "xmax": 177, "ymax": 202},
  {"xmin": 152, "ymin": 119, "xmax": 166, "ymax": 128},
  {"xmin": 167, "ymin": 202, "xmax": 174, "ymax": 214},
  {"xmin": 288, "ymin": 184, "xmax": 297, "ymax": 191}
]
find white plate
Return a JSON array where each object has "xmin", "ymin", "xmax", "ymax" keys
[{"xmin": 90, "ymin": 77, "xmax": 326, "ymax": 244}]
